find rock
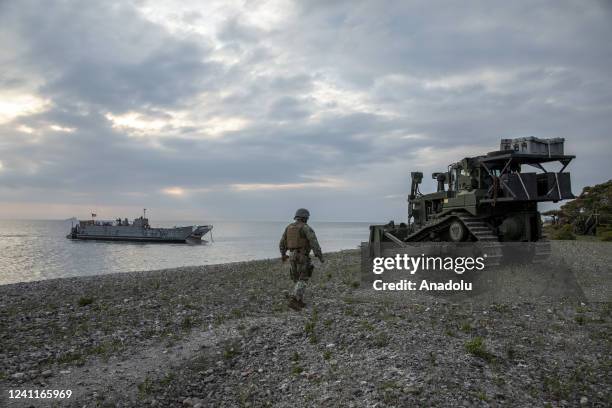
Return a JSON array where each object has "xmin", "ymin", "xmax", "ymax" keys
[
  {"xmin": 41, "ymin": 370, "xmax": 52, "ymax": 378},
  {"xmin": 182, "ymin": 397, "xmax": 193, "ymax": 406},
  {"xmin": 580, "ymin": 396, "xmax": 588, "ymax": 405},
  {"xmin": 11, "ymin": 372, "xmax": 25, "ymax": 380}
]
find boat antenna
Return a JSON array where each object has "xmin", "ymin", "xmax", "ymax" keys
[{"xmin": 143, "ymin": 208, "xmax": 147, "ymax": 219}]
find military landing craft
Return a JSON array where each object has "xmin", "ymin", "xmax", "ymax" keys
[
  {"xmin": 369, "ymin": 137, "xmax": 575, "ymax": 265},
  {"xmin": 67, "ymin": 211, "xmax": 212, "ymax": 243}
]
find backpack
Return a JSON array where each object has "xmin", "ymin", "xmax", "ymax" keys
[{"xmin": 286, "ymin": 222, "xmax": 308, "ymax": 250}]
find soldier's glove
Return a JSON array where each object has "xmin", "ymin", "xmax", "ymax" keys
[
  {"xmin": 318, "ymin": 256, "xmax": 325, "ymax": 263},
  {"xmin": 281, "ymin": 254, "xmax": 289, "ymax": 263}
]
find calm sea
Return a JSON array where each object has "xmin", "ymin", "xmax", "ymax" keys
[{"xmin": 0, "ymin": 220, "xmax": 371, "ymax": 285}]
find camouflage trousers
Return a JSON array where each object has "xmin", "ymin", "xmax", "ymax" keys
[{"xmin": 289, "ymin": 252, "xmax": 314, "ymax": 302}]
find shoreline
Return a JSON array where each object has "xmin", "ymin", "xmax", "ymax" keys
[{"xmin": 1, "ymin": 243, "xmax": 610, "ymax": 407}]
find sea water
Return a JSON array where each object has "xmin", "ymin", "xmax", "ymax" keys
[{"xmin": 0, "ymin": 220, "xmax": 371, "ymax": 285}]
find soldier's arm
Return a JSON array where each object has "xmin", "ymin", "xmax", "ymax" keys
[
  {"xmin": 303, "ymin": 225, "xmax": 324, "ymax": 261},
  {"xmin": 279, "ymin": 227, "xmax": 288, "ymax": 257}
]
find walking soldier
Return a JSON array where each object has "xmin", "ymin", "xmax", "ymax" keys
[{"xmin": 279, "ymin": 208, "xmax": 324, "ymax": 310}]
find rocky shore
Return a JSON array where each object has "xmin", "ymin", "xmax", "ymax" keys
[{"xmin": 1, "ymin": 241, "xmax": 610, "ymax": 407}]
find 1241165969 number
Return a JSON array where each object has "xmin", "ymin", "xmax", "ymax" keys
[{"xmin": 8, "ymin": 389, "xmax": 72, "ymax": 399}]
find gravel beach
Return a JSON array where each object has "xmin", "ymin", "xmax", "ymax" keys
[{"xmin": 1, "ymin": 241, "xmax": 610, "ymax": 407}]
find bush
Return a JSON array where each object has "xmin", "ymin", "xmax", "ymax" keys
[
  {"xmin": 552, "ymin": 225, "xmax": 576, "ymax": 240},
  {"xmin": 599, "ymin": 232, "xmax": 612, "ymax": 242},
  {"xmin": 596, "ymin": 227, "xmax": 612, "ymax": 242}
]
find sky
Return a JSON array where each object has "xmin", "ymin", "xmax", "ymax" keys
[{"xmin": 0, "ymin": 0, "xmax": 611, "ymax": 222}]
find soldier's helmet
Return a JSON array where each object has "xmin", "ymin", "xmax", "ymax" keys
[{"xmin": 294, "ymin": 208, "xmax": 310, "ymax": 220}]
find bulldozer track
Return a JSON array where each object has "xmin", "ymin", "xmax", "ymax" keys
[
  {"xmin": 458, "ymin": 215, "xmax": 503, "ymax": 267},
  {"xmin": 399, "ymin": 213, "xmax": 550, "ymax": 267}
]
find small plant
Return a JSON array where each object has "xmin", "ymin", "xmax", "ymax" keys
[
  {"xmin": 181, "ymin": 316, "xmax": 194, "ymax": 330},
  {"xmin": 137, "ymin": 377, "xmax": 154, "ymax": 398},
  {"xmin": 77, "ymin": 296, "xmax": 94, "ymax": 307},
  {"xmin": 371, "ymin": 332, "xmax": 389, "ymax": 348},
  {"xmin": 491, "ymin": 303, "xmax": 509, "ymax": 313},
  {"xmin": 465, "ymin": 337, "xmax": 495, "ymax": 362},
  {"xmin": 428, "ymin": 351, "xmax": 437, "ymax": 365},
  {"xmin": 160, "ymin": 372, "xmax": 175, "ymax": 386},
  {"xmin": 304, "ymin": 308, "xmax": 319, "ymax": 343},
  {"xmin": 222, "ymin": 341, "xmax": 241, "ymax": 359},
  {"xmin": 344, "ymin": 306, "xmax": 356, "ymax": 316},
  {"xmin": 360, "ymin": 320, "xmax": 375, "ymax": 332},
  {"xmin": 505, "ymin": 345, "xmax": 516, "ymax": 360},
  {"xmin": 56, "ymin": 351, "xmax": 85, "ymax": 366},
  {"xmin": 323, "ymin": 350, "xmax": 332, "ymax": 360},
  {"xmin": 377, "ymin": 381, "xmax": 400, "ymax": 404},
  {"xmin": 214, "ymin": 314, "xmax": 226, "ymax": 326},
  {"xmin": 460, "ymin": 322, "xmax": 473, "ymax": 333},
  {"xmin": 574, "ymin": 315, "xmax": 586, "ymax": 325},
  {"xmin": 476, "ymin": 390, "xmax": 488, "ymax": 401},
  {"xmin": 290, "ymin": 351, "xmax": 304, "ymax": 375},
  {"xmin": 291, "ymin": 351, "xmax": 300, "ymax": 362}
]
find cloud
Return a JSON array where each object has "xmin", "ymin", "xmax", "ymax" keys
[
  {"xmin": 231, "ymin": 177, "xmax": 345, "ymax": 191},
  {"xmin": 0, "ymin": 0, "xmax": 611, "ymax": 221}
]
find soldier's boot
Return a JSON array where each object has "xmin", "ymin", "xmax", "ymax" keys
[
  {"xmin": 287, "ymin": 296, "xmax": 302, "ymax": 311},
  {"xmin": 296, "ymin": 298, "xmax": 307, "ymax": 309}
]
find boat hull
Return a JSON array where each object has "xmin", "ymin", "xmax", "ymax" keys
[{"xmin": 67, "ymin": 225, "xmax": 212, "ymax": 243}]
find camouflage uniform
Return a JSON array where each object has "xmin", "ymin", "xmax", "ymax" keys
[{"xmin": 279, "ymin": 211, "xmax": 323, "ymax": 308}]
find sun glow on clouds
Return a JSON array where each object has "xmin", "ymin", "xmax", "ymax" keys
[
  {"xmin": 17, "ymin": 125, "xmax": 35, "ymax": 134},
  {"xmin": 231, "ymin": 177, "xmax": 345, "ymax": 192},
  {"xmin": 49, "ymin": 124, "xmax": 76, "ymax": 133},
  {"xmin": 423, "ymin": 69, "xmax": 519, "ymax": 92},
  {"xmin": 161, "ymin": 186, "xmax": 212, "ymax": 196},
  {"xmin": 310, "ymin": 80, "xmax": 382, "ymax": 117},
  {"xmin": 0, "ymin": 93, "xmax": 49, "ymax": 124},
  {"xmin": 161, "ymin": 186, "xmax": 185, "ymax": 196},
  {"xmin": 106, "ymin": 111, "xmax": 249, "ymax": 139},
  {"xmin": 106, "ymin": 111, "xmax": 171, "ymax": 133},
  {"xmin": 136, "ymin": 0, "xmax": 293, "ymax": 36},
  {"xmin": 203, "ymin": 116, "xmax": 250, "ymax": 137}
]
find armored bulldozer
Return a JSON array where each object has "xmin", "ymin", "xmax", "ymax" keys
[{"xmin": 369, "ymin": 137, "xmax": 575, "ymax": 264}]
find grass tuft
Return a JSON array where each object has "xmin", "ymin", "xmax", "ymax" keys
[
  {"xmin": 77, "ymin": 296, "xmax": 94, "ymax": 307},
  {"xmin": 465, "ymin": 337, "xmax": 495, "ymax": 362}
]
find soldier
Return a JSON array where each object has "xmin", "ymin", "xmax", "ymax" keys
[{"xmin": 279, "ymin": 208, "xmax": 324, "ymax": 310}]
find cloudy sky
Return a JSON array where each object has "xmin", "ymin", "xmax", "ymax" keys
[{"xmin": 0, "ymin": 0, "xmax": 611, "ymax": 221}]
